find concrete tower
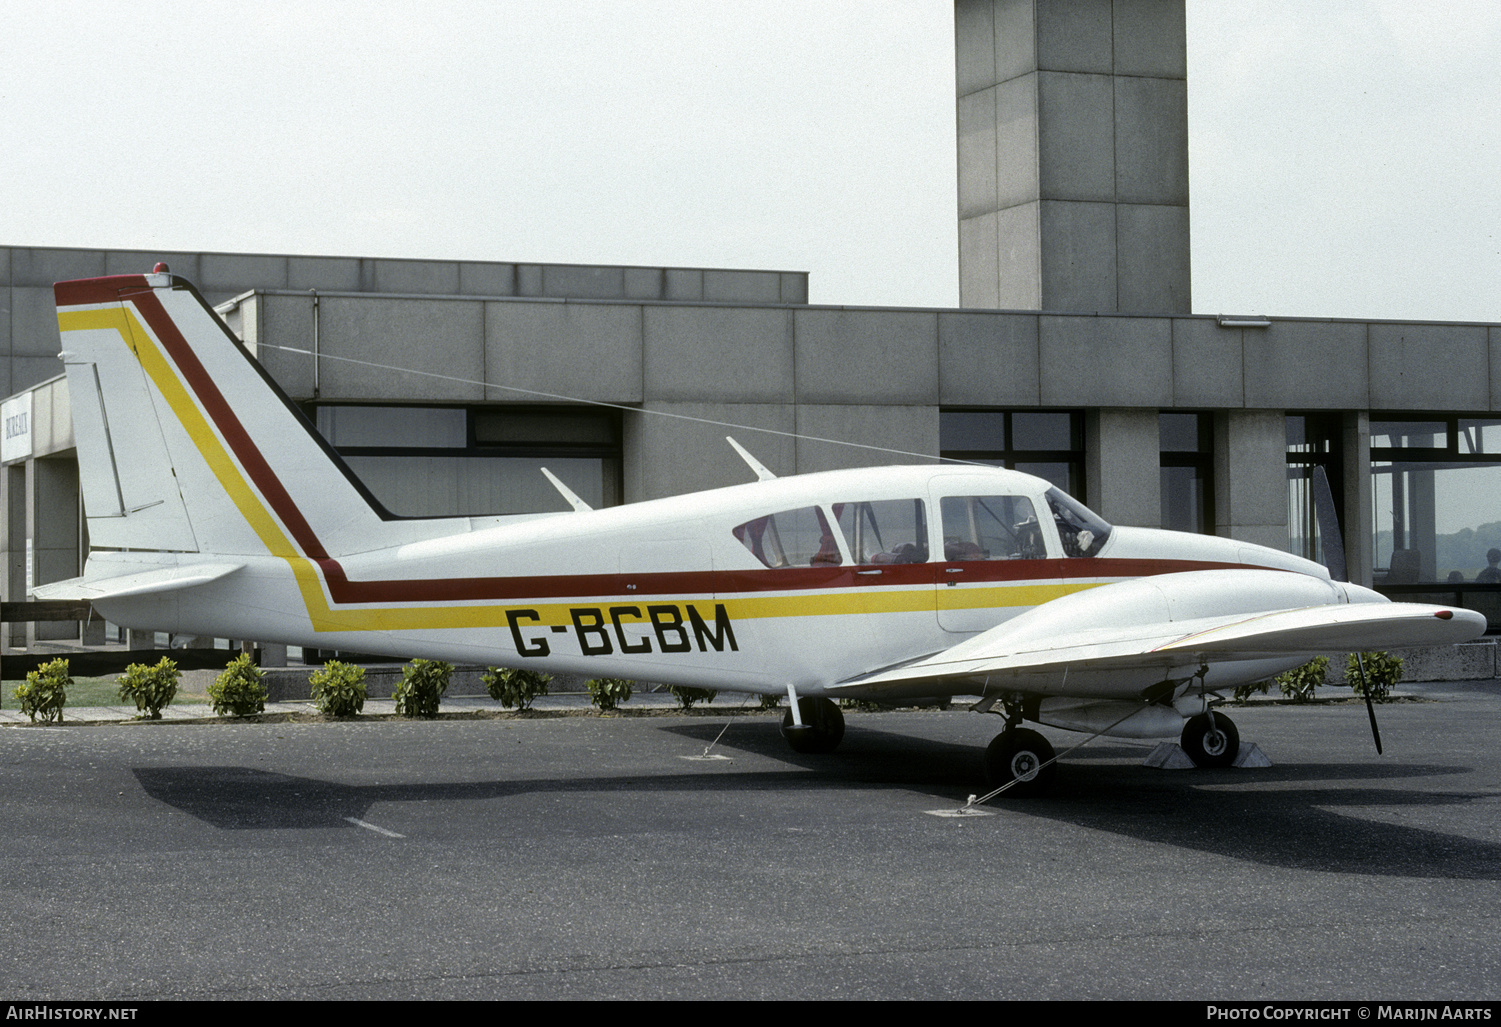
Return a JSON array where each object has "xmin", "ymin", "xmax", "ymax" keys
[{"xmin": 956, "ymin": 0, "xmax": 1190, "ymax": 313}]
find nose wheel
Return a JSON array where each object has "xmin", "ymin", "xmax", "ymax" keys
[
  {"xmin": 983, "ymin": 727, "xmax": 1057, "ymax": 797},
  {"xmin": 1180, "ymin": 712, "xmax": 1239, "ymax": 768},
  {"xmin": 780, "ymin": 697, "xmax": 845, "ymax": 754}
]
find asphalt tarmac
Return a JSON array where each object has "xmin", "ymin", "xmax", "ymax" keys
[{"xmin": 1, "ymin": 684, "xmax": 1498, "ymax": 1001}]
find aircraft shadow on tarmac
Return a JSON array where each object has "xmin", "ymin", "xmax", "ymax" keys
[{"xmin": 133, "ymin": 718, "xmax": 1501, "ymax": 881}]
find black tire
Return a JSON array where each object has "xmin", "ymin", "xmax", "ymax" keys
[
  {"xmin": 1180, "ymin": 712, "xmax": 1239, "ymax": 769},
  {"xmin": 983, "ymin": 728, "xmax": 1057, "ymax": 797},
  {"xmin": 780, "ymin": 697, "xmax": 845, "ymax": 754}
]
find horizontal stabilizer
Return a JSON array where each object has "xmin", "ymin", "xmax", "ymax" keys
[{"xmin": 32, "ymin": 562, "xmax": 244, "ymax": 602}]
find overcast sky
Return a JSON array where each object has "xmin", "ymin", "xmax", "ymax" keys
[{"xmin": 4, "ymin": 1, "xmax": 1498, "ymax": 322}]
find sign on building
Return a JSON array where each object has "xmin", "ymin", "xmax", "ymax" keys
[{"xmin": 2, "ymin": 393, "xmax": 32, "ymax": 464}]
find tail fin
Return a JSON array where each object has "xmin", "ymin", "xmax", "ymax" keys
[{"xmin": 55, "ymin": 269, "xmax": 428, "ymax": 559}]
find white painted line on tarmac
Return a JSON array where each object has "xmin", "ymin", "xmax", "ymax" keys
[{"xmin": 344, "ymin": 817, "xmax": 405, "ymax": 838}]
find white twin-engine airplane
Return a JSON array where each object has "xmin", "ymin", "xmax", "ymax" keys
[{"xmin": 41, "ymin": 268, "xmax": 1487, "ymax": 795}]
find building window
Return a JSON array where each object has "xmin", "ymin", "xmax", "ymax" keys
[
  {"xmin": 939, "ymin": 410, "xmax": 1083, "ymax": 497},
  {"xmin": 1159, "ymin": 412, "xmax": 1214, "ymax": 534},
  {"xmin": 314, "ymin": 404, "xmax": 621, "ymax": 517},
  {"xmin": 1286, "ymin": 413, "xmax": 1343, "ymax": 565},
  {"xmin": 1369, "ymin": 416, "xmax": 1501, "ymax": 585}
]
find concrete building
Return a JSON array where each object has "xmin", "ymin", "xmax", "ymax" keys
[{"xmin": 3, "ymin": 0, "xmax": 1499, "ymax": 662}]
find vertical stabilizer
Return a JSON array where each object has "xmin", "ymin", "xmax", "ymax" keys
[{"xmin": 54, "ymin": 270, "xmax": 444, "ymax": 561}]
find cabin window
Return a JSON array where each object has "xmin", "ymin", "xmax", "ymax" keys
[
  {"xmin": 832, "ymin": 499, "xmax": 929, "ymax": 564},
  {"xmin": 940, "ymin": 495, "xmax": 1045, "ymax": 560},
  {"xmin": 1044, "ymin": 487, "xmax": 1111, "ymax": 557},
  {"xmin": 732, "ymin": 507, "xmax": 842, "ymax": 569}
]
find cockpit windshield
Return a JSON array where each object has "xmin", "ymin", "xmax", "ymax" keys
[{"xmin": 1044, "ymin": 487, "xmax": 1112, "ymax": 557}]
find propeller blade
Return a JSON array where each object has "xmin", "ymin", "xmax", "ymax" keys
[
  {"xmin": 1355, "ymin": 651, "xmax": 1383, "ymax": 755},
  {"xmin": 1311, "ymin": 466, "xmax": 1348, "ymax": 582}
]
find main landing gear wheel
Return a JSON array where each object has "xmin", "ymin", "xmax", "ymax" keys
[
  {"xmin": 1180, "ymin": 712, "xmax": 1240, "ymax": 769},
  {"xmin": 780, "ymin": 697, "xmax": 845, "ymax": 754},
  {"xmin": 984, "ymin": 728, "xmax": 1056, "ymax": 797}
]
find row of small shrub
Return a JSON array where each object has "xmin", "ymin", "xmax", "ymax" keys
[
  {"xmin": 11, "ymin": 656, "xmax": 726, "ymax": 721},
  {"xmin": 480, "ymin": 666, "xmax": 718, "ymax": 713},
  {"xmin": 1234, "ymin": 651, "xmax": 1405, "ymax": 704},
  {"xmin": 13, "ymin": 656, "xmax": 189, "ymax": 725}
]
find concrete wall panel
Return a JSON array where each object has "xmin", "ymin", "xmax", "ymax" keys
[
  {"xmin": 956, "ymin": 0, "xmax": 998, "ymax": 94},
  {"xmin": 793, "ymin": 404, "xmax": 939, "ymax": 474},
  {"xmin": 200, "ymin": 253, "xmax": 289, "ymax": 292},
  {"xmin": 366, "ymin": 259, "xmax": 461, "ymax": 295},
  {"xmin": 1368, "ymin": 322, "xmax": 1488, "ymax": 410},
  {"xmin": 995, "ymin": 203, "xmax": 1043, "ymax": 309},
  {"xmin": 252, "ymin": 294, "xmax": 318, "ymax": 398},
  {"xmin": 938, "ymin": 311, "xmax": 1041, "ymax": 405},
  {"xmin": 31, "ymin": 378, "xmax": 72, "ymax": 457},
  {"xmin": 0, "ymin": 288, "xmax": 10, "ymax": 379},
  {"xmin": 458, "ymin": 262, "xmax": 517, "ymax": 297},
  {"xmin": 289, "ymin": 256, "xmax": 362, "ymax": 292},
  {"xmin": 664, "ymin": 269, "xmax": 704, "ymax": 301},
  {"xmin": 1040, "ymin": 315, "xmax": 1172, "ymax": 406},
  {"xmin": 1172, "ymin": 318, "xmax": 1243, "ymax": 407},
  {"xmin": 540, "ymin": 265, "xmax": 625, "ymax": 300},
  {"xmin": 1117, "ymin": 203, "xmax": 1190, "ymax": 313},
  {"xmin": 645, "ymin": 306, "xmax": 793, "ymax": 404},
  {"xmin": 958, "ymin": 86, "xmax": 999, "ymax": 218},
  {"xmin": 30, "ymin": 384, "xmax": 55, "ymax": 457},
  {"xmin": 11, "ymin": 288, "xmax": 61, "ymax": 356},
  {"xmin": 10, "ymin": 358, "xmax": 60, "ymax": 398},
  {"xmin": 1037, "ymin": 72, "xmax": 1115, "ymax": 202},
  {"xmin": 515, "ymin": 265, "xmax": 544, "ymax": 297},
  {"xmin": 623, "ymin": 267, "xmax": 663, "ymax": 300},
  {"xmin": 1085, "ymin": 407, "xmax": 1159, "ymax": 525},
  {"xmin": 1035, "ymin": 0, "xmax": 1113, "ymax": 73},
  {"xmin": 1112, "ymin": 0, "xmax": 1188, "ymax": 78},
  {"xmin": 993, "ymin": 0, "xmax": 1037, "ymax": 82},
  {"xmin": 1114, "ymin": 76, "xmax": 1188, "ymax": 205},
  {"xmin": 10, "ymin": 249, "xmax": 107, "ymax": 287},
  {"xmin": 704, "ymin": 270, "xmax": 783, "ymax": 304},
  {"xmin": 624, "ymin": 402, "xmax": 795, "ymax": 503},
  {"xmin": 0, "ymin": 248, "xmax": 11, "ymax": 285},
  {"xmin": 780, "ymin": 274, "xmax": 808, "ymax": 304},
  {"xmin": 1215, "ymin": 409, "xmax": 1288, "ymax": 541},
  {"xmin": 1038, "ymin": 200, "xmax": 1117, "ymax": 312},
  {"xmin": 959, "ymin": 212, "xmax": 1003, "ymax": 309},
  {"xmin": 995, "ymin": 74, "xmax": 1041, "ymax": 209},
  {"xmin": 793, "ymin": 309, "xmax": 939, "ymax": 405},
  {"xmin": 1244, "ymin": 321, "xmax": 1369, "ymax": 408},
  {"xmin": 318, "ymin": 297, "xmax": 484, "ymax": 401},
  {"xmin": 485, "ymin": 301, "xmax": 642, "ymax": 404}
]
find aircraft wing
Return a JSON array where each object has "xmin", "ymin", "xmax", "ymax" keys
[{"xmin": 831, "ymin": 569, "xmax": 1487, "ymax": 698}]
